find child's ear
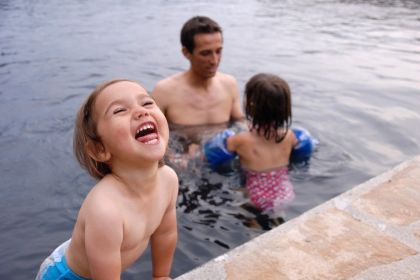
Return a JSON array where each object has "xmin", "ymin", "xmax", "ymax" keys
[{"xmin": 86, "ymin": 141, "xmax": 111, "ymax": 163}]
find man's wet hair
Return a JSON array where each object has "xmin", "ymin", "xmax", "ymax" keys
[{"xmin": 180, "ymin": 16, "xmax": 222, "ymax": 53}]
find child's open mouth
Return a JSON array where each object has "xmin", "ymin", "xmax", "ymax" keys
[{"xmin": 135, "ymin": 122, "xmax": 159, "ymax": 145}]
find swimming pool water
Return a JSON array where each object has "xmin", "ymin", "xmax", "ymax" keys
[{"xmin": 1, "ymin": 0, "xmax": 419, "ymax": 279}]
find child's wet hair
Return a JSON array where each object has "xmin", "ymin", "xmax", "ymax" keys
[
  {"xmin": 245, "ymin": 73, "xmax": 292, "ymax": 143},
  {"xmin": 73, "ymin": 79, "xmax": 164, "ymax": 180}
]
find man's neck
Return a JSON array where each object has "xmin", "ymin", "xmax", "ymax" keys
[{"xmin": 186, "ymin": 70, "xmax": 214, "ymax": 89}]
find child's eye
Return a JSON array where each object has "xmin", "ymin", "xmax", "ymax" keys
[
  {"xmin": 143, "ymin": 100, "xmax": 154, "ymax": 107},
  {"xmin": 113, "ymin": 108, "xmax": 126, "ymax": 114}
]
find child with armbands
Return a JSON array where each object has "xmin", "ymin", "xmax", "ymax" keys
[{"xmin": 204, "ymin": 73, "xmax": 317, "ymax": 219}]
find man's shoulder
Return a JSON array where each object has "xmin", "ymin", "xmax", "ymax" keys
[
  {"xmin": 152, "ymin": 73, "xmax": 187, "ymax": 101},
  {"xmin": 155, "ymin": 72, "xmax": 186, "ymax": 90},
  {"xmin": 214, "ymin": 72, "xmax": 239, "ymax": 98},
  {"xmin": 217, "ymin": 71, "xmax": 237, "ymax": 83},
  {"xmin": 216, "ymin": 72, "xmax": 238, "ymax": 90}
]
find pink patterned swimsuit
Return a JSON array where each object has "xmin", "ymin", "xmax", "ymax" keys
[{"xmin": 245, "ymin": 166, "xmax": 295, "ymax": 214}]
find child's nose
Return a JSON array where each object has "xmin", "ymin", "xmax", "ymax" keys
[{"xmin": 134, "ymin": 107, "xmax": 149, "ymax": 119}]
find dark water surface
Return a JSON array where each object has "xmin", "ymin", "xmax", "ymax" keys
[{"xmin": 1, "ymin": 0, "xmax": 419, "ymax": 279}]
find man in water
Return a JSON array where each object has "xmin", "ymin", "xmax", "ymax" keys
[
  {"xmin": 151, "ymin": 16, "xmax": 244, "ymax": 167},
  {"xmin": 151, "ymin": 16, "xmax": 244, "ymax": 129}
]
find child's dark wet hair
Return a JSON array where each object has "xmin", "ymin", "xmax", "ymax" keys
[{"xmin": 245, "ymin": 73, "xmax": 292, "ymax": 143}]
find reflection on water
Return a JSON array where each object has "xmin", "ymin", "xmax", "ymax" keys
[
  {"xmin": 338, "ymin": 0, "xmax": 420, "ymax": 9},
  {"xmin": 1, "ymin": 0, "xmax": 420, "ymax": 279},
  {"xmin": 168, "ymin": 121, "xmax": 230, "ymax": 154}
]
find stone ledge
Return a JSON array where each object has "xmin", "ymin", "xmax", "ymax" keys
[{"xmin": 176, "ymin": 155, "xmax": 420, "ymax": 280}]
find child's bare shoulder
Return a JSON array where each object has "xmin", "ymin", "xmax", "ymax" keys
[
  {"xmin": 81, "ymin": 177, "xmax": 125, "ymax": 225},
  {"xmin": 85, "ymin": 176, "xmax": 115, "ymax": 201},
  {"xmin": 286, "ymin": 128, "xmax": 298, "ymax": 145},
  {"xmin": 158, "ymin": 165, "xmax": 179, "ymax": 206},
  {"xmin": 227, "ymin": 131, "xmax": 251, "ymax": 152},
  {"xmin": 158, "ymin": 165, "xmax": 179, "ymax": 188},
  {"xmin": 234, "ymin": 131, "xmax": 252, "ymax": 142}
]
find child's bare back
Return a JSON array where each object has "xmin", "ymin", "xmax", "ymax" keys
[
  {"xmin": 226, "ymin": 73, "xmax": 297, "ymax": 216},
  {"xmin": 228, "ymin": 128, "xmax": 297, "ymax": 171}
]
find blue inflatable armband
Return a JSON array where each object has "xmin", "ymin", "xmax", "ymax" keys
[
  {"xmin": 204, "ymin": 129, "xmax": 237, "ymax": 168},
  {"xmin": 290, "ymin": 127, "xmax": 318, "ymax": 163}
]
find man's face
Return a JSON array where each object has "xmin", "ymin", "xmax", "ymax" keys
[{"xmin": 186, "ymin": 32, "xmax": 223, "ymax": 79}]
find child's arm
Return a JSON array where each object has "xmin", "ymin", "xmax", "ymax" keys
[
  {"xmin": 226, "ymin": 133, "xmax": 237, "ymax": 153},
  {"xmin": 289, "ymin": 128, "xmax": 298, "ymax": 149},
  {"xmin": 84, "ymin": 199, "xmax": 124, "ymax": 280},
  {"xmin": 151, "ymin": 169, "xmax": 179, "ymax": 279},
  {"xmin": 203, "ymin": 129, "xmax": 237, "ymax": 169}
]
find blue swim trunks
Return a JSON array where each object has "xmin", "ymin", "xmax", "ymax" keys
[{"xmin": 35, "ymin": 239, "xmax": 90, "ymax": 280}]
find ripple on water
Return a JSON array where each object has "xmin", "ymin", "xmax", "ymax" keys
[{"xmin": 1, "ymin": 0, "xmax": 420, "ymax": 279}]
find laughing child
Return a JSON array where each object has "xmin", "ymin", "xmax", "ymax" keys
[{"xmin": 36, "ymin": 80, "xmax": 178, "ymax": 280}]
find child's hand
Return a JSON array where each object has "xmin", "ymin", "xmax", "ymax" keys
[{"xmin": 152, "ymin": 277, "xmax": 172, "ymax": 280}]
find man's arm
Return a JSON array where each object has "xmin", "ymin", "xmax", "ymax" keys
[
  {"xmin": 151, "ymin": 81, "xmax": 169, "ymax": 117},
  {"xmin": 227, "ymin": 76, "xmax": 245, "ymax": 121},
  {"xmin": 151, "ymin": 169, "xmax": 179, "ymax": 279}
]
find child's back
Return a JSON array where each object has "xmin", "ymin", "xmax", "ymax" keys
[
  {"xmin": 228, "ymin": 128, "xmax": 296, "ymax": 171},
  {"xmin": 227, "ymin": 73, "xmax": 297, "ymax": 216},
  {"xmin": 228, "ymin": 128, "xmax": 296, "ymax": 215}
]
